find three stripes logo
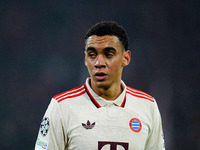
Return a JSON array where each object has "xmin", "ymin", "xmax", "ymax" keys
[{"xmin": 129, "ymin": 118, "xmax": 142, "ymax": 132}]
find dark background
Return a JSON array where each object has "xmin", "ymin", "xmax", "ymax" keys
[{"xmin": 0, "ymin": 0, "xmax": 199, "ymax": 149}]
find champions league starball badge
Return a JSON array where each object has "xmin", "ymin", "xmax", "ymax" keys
[{"xmin": 40, "ymin": 117, "xmax": 50, "ymax": 136}]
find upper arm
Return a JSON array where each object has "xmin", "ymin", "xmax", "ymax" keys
[{"xmin": 34, "ymin": 99, "xmax": 66, "ymax": 150}]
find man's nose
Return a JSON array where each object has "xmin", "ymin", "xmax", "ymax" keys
[{"xmin": 95, "ymin": 55, "xmax": 106, "ymax": 68}]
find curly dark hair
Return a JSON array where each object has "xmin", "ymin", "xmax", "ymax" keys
[{"xmin": 85, "ymin": 21, "xmax": 129, "ymax": 51}]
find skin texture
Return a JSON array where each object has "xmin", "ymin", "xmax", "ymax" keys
[{"xmin": 85, "ymin": 35, "xmax": 131, "ymax": 100}]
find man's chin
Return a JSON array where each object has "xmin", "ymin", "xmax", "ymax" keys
[{"xmin": 92, "ymin": 79, "xmax": 110, "ymax": 89}]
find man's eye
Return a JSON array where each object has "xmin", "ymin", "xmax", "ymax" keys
[
  {"xmin": 89, "ymin": 53, "xmax": 96, "ymax": 58},
  {"xmin": 106, "ymin": 53, "xmax": 113, "ymax": 58}
]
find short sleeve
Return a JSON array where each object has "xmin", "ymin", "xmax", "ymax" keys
[
  {"xmin": 34, "ymin": 99, "xmax": 66, "ymax": 150},
  {"xmin": 145, "ymin": 100, "xmax": 165, "ymax": 150}
]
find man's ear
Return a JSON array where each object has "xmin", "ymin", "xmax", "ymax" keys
[
  {"xmin": 84, "ymin": 51, "xmax": 88, "ymax": 66},
  {"xmin": 122, "ymin": 50, "xmax": 131, "ymax": 67}
]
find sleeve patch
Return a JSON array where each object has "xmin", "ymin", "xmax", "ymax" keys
[
  {"xmin": 40, "ymin": 117, "xmax": 50, "ymax": 137},
  {"xmin": 36, "ymin": 138, "xmax": 48, "ymax": 149}
]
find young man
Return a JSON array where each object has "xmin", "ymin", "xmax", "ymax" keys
[{"xmin": 35, "ymin": 21, "xmax": 165, "ymax": 150}]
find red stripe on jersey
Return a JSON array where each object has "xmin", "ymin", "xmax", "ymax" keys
[
  {"xmin": 84, "ymin": 83, "xmax": 101, "ymax": 108},
  {"xmin": 127, "ymin": 90, "xmax": 154, "ymax": 103},
  {"xmin": 57, "ymin": 90, "xmax": 86, "ymax": 103},
  {"xmin": 53, "ymin": 85, "xmax": 84, "ymax": 100},
  {"xmin": 126, "ymin": 86, "xmax": 154, "ymax": 99},
  {"xmin": 120, "ymin": 94, "xmax": 127, "ymax": 107}
]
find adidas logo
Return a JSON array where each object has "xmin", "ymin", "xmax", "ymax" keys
[{"xmin": 82, "ymin": 120, "xmax": 95, "ymax": 129}]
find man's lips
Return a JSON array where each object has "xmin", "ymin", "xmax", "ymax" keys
[{"xmin": 94, "ymin": 72, "xmax": 107, "ymax": 80}]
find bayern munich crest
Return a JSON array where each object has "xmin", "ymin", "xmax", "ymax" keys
[
  {"xmin": 129, "ymin": 118, "xmax": 142, "ymax": 132},
  {"xmin": 40, "ymin": 117, "xmax": 50, "ymax": 136}
]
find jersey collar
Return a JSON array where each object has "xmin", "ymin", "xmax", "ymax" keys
[{"xmin": 84, "ymin": 78, "xmax": 127, "ymax": 108}]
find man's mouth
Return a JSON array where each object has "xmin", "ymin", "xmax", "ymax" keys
[{"xmin": 95, "ymin": 72, "xmax": 107, "ymax": 80}]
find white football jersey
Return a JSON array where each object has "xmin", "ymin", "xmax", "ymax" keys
[{"xmin": 35, "ymin": 78, "xmax": 165, "ymax": 150}]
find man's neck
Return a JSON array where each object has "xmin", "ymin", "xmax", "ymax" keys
[{"xmin": 89, "ymin": 79, "xmax": 123, "ymax": 101}]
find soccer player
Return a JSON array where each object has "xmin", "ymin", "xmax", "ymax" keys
[{"xmin": 35, "ymin": 21, "xmax": 165, "ymax": 150}]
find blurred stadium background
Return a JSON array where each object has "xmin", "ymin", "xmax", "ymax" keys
[{"xmin": 0, "ymin": 1, "xmax": 199, "ymax": 149}]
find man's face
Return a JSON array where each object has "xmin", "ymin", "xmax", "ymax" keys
[{"xmin": 85, "ymin": 35, "xmax": 130, "ymax": 89}]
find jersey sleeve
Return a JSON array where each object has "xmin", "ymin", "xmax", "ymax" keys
[
  {"xmin": 34, "ymin": 98, "xmax": 66, "ymax": 150},
  {"xmin": 145, "ymin": 100, "xmax": 165, "ymax": 150}
]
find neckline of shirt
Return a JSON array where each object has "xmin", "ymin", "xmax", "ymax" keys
[{"xmin": 84, "ymin": 78, "xmax": 127, "ymax": 108}]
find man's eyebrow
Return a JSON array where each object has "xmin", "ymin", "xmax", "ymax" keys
[
  {"xmin": 86, "ymin": 47, "xmax": 116, "ymax": 52},
  {"xmin": 86, "ymin": 47, "xmax": 96, "ymax": 52},
  {"xmin": 104, "ymin": 47, "xmax": 116, "ymax": 52}
]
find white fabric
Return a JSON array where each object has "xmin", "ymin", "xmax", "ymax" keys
[{"xmin": 35, "ymin": 78, "xmax": 165, "ymax": 150}]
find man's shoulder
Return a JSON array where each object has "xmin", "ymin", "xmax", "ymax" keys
[
  {"xmin": 52, "ymin": 85, "xmax": 86, "ymax": 103},
  {"xmin": 126, "ymin": 86, "xmax": 155, "ymax": 103}
]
